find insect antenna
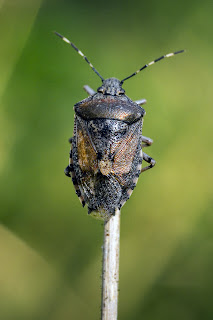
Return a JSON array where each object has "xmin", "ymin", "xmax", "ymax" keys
[
  {"xmin": 54, "ymin": 31, "xmax": 104, "ymax": 81},
  {"xmin": 121, "ymin": 50, "xmax": 184, "ymax": 83}
]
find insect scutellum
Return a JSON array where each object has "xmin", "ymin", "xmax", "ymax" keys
[{"xmin": 54, "ymin": 31, "xmax": 184, "ymax": 96}]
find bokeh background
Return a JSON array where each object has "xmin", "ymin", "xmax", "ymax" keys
[{"xmin": 0, "ymin": 0, "xmax": 213, "ymax": 319}]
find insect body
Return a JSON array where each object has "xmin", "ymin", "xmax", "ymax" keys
[{"xmin": 55, "ymin": 32, "xmax": 184, "ymax": 220}]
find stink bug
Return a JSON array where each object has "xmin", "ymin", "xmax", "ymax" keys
[{"xmin": 55, "ymin": 31, "xmax": 184, "ymax": 220}]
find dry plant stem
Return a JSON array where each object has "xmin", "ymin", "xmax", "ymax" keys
[{"xmin": 101, "ymin": 208, "xmax": 121, "ymax": 320}]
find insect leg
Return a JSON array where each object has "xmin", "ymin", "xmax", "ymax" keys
[
  {"xmin": 142, "ymin": 135, "xmax": 153, "ymax": 148},
  {"xmin": 135, "ymin": 99, "xmax": 147, "ymax": 105},
  {"xmin": 83, "ymin": 85, "xmax": 96, "ymax": 95},
  {"xmin": 64, "ymin": 138, "xmax": 73, "ymax": 177},
  {"xmin": 64, "ymin": 165, "xmax": 72, "ymax": 177},
  {"xmin": 141, "ymin": 152, "xmax": 156, "ymax": 173},
  {"xmin": 65, "ymin": 136, "xmax": 86, "ymax": 206}
]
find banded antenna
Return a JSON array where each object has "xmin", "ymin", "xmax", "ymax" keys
[
  {"xmin": 54, "ymin": 31, "xmax": 104, "ymax": 81},
  {"xmin": 121, "ymin": 50, "xmax": 184, "ymax": 84}
]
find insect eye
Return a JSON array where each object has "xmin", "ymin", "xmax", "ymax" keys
[
  {"xmin": 118, "ymin": 89, "xmax": 125, "ymax": 95},
  {"xmin": 97, "ymin": 86, "xmax": 105, "ymax": 93}
]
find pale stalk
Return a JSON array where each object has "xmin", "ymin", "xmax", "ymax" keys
[{"xmin": 101, "ymin": 208, "xmax": 121, "ymax": 320}]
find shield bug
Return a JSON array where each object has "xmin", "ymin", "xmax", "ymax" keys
[{"xmin": 55, "ymin": 31, "xmax": 184, "ymax": 220}]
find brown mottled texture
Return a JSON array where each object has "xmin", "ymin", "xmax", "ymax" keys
[{"xmin": 70, "ymin": 78, "xmax": 146, "ymax": 219}]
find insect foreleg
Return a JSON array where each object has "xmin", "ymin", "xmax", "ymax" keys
[
  {"xmin": 134, "ymin": 99, "xmax": 147, "ymax": 105},
  {"xmin": 83, "ymin": 85, "xmax": 96, "ymax": 95}
]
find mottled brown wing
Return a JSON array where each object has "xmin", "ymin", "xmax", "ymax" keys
[
  {"xmin": 76, "ymin": 116, "xmax": 98, "ymax": 174},
  {"xmin": 111, "ymin": 121, "xmax": 141, "ymax": 184}
]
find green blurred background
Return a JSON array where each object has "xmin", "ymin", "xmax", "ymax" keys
[{"xmin": 0, "ymin": 0, "xmax": 212, "ymax": 319}]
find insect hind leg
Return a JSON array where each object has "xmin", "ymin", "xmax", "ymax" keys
[
  {"xmin": 64, "ymin": 137, "xmax": 86, "ymax": 207},
  {"xmin": 64, "ymin": 138, "xmax": 73, "ymax": 178},
  {"xmin": 141, "ymin": 152, "xmax": 156, "ymax": 173},
  {"xmin": 64, "ymin": 165, "xmax": 72, "ymax": 177}
]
